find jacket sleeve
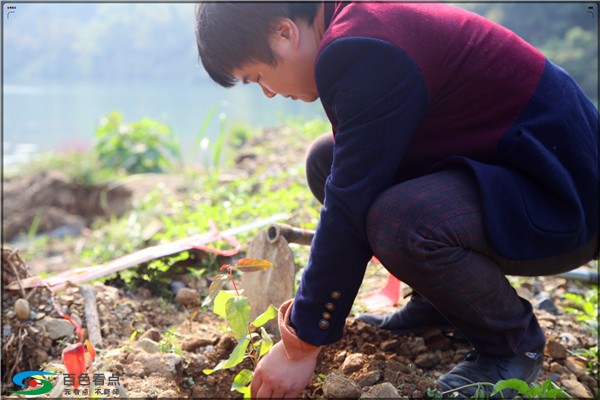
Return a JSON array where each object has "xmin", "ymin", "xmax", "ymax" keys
[{"xmin": 289, "ymin": 37, "xmax": 429, "ymax": 346}]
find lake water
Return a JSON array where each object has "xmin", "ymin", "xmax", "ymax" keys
[{"xmin": 3, "ymin": 80, "xmax": 327, "ymax": 167}]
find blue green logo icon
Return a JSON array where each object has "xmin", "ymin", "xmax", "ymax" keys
[{"xmin": 10, "ymin": 371, "xmax": 57, "ymax": 395}]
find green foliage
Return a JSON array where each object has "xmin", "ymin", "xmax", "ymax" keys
[
  {"xmin": 202, "ymin": 260, "xmax": 277, "ymax": 398},
  {"xmin": 94, "ymin": 111, "xmax": 182, "ymax": 174},
  {"xmin": 159, "ymin": 327, "xmax": 183, "ymax": 355},
  {"xmin": 429, "ymin": 378, "xmax": 571, "ymax": 399},
  {"xmin": 562, "ymin": 287, "xmax": 598, "ymax": 334},
  {"xmin": 571, "ymin": 346, "xmax": 599, "ymax": 376}
]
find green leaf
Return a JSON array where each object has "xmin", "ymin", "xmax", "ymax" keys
[
  {"xmin": 232, "ymin": 369, "xmax": 253, "ymax": 391},
  {"xmin": 226, "ymin": 296, "xmax": 251, "ymax": 341},
  {"xmin": 213, "ymin": 290, "xmax": 238, "ymax": 319},
  {"xmin": 202, "ymin": 274, "xmax": 230, "ymax": 307},
  {"xmin": 492, "ymin": 379, "xmax": 530, "ymax": 396},
  {"xmin": 203, "ymin": 337, "xmax": 250, "ymax": 374},
  {"xmin": 250, "ymin": 304, "xmax": 278, "ymax": 328},
  {"xmin": 258, "ymin": 327, "xmax": 273, "ymax": 358}
]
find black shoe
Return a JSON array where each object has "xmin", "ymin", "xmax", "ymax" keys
[
  {"xmin": 356, "ymin": 292, "xmax": 455, "ymax": 335},
  {"xmin": 436, "ymin": 348, "xmax": 544, "ymax": 398}
]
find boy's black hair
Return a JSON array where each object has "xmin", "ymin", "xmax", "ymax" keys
[{"xmin": 195, "ymin": 2, "xmax": 319, "ymax": 88}]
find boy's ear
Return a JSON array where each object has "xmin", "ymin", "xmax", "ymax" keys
[{"xmin": 269, "ymin": 17, "xmax": 300, "ymax": 49}]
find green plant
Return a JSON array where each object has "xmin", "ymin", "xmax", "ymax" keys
[
  {"xmin": 159, "ymin": 327, "xmax": 182, "ymax": 355},
  {"xmin": 94, "ymin": 111, "xmax": 182, "ymax": 174},
  {"xmin": 202, "ymin": 258, "xmax": 278, "ymax": 398},
  {"xmin": 571, "ymin": 346, "xmax": 599, "ymax": 376},
  {"xmin": 562, "ymin": 287, "xmax": 598, "ymax": 334},
  {"xmin": 429, "ymin": 378, "xmax": 571, "ymax": 399}
]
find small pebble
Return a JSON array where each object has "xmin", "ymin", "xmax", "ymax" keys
[{"xmin": 15, "ymin": 298, "xmax": 30, "ymax": 320}]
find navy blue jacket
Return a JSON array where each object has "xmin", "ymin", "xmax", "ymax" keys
[{"xmin": 290, "ymin": 2, "xmax": 599, "ymax": 347}]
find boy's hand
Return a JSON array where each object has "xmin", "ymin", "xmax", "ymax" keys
[{"xmin": 251, "ymin": 340, "xmax": 321, "ymax": 398}]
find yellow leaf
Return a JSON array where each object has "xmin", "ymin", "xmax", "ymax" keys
[{"xmin": 235, "ymin": 258, "xmax": 273, "ymax": 272}]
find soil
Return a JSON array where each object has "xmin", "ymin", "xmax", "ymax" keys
[{"xmin": 2, "ymin": 127, "xmax": 598, "ymax": 399}]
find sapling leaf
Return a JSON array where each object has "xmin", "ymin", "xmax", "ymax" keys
[
  {"xmin": 226, "ymin": 296, "xmax": 251, "ymax": 341},
  {"xmin": 232, "ymin": 369, "xmax": 253, "ymax": 391},
  {"xmin": 250, "ymin": 304, "xmax": 278, "ymax": 328},
  {"xmin": 203, "ymin": 336, "xmax": 250, "ymax": 375},
  {"xmin": 202, "ymin": 274, "xmax": 229, "ymax": 307},
  {"xmin": 213, "ymin": 290, "xmax": 239, "ymax": 319},
  {"xmin": 492, "ymin": 378, "xmax": 530, "ymax": 396},
  {"xmin": 258, "ymin": 327, "xmax": 273, "ymax": 357},
  {"xmin": 235, "ymin": 258, "xmax": 274, "ymax": 272}
]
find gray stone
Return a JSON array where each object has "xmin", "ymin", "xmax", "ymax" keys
[
  {"xmin": 135, "ymin": 337, "xmax": 160, "ymax": 353},
  {"xmin": 356, "ymin": 370, "xmax": 382, "ymax": 387},
  {"xmin": 36, "ymin": 317, "xmax": 74, "ymax": 339},
  {"xmin": 240, "ymin": 230, "xmax": 296, "ymax": 336},
  {"xmin": 323, "ymin": 372, "xmax": 362, "ymax": 399},
  {"xmin": 536, "ymin": 297, "xmax": 560, "ymax": 315},
  {"xmin": 163, "ymin": 353, "xmax": 183, "ymax": 374},
  {"xmin": 14, "ymin": 298, "xmax": 30, "ymax": 321},
  {"xmin": 134, "ymin": 352, "xmax": 181, "ymax": 377},
  {"xmin": 360, "ymin": 382, "xmax": 401, "ymax": 399}
]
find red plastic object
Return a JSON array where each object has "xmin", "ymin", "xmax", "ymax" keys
[{"xmin": 363, "ymin": 257, "xmax": 402, "ymax": 310}]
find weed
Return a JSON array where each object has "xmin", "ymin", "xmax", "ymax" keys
[
  {"xmin": 562, "ymin": 287, "xmax": 598, "ymax": 334},
  {"xmin": 159, "ymin": 327, "xmax": 183, "ymax": 355}
]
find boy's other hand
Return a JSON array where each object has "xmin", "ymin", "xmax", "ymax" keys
[{"xmin": 251, "ymin": 340, "xmax": 320, "ymax": 398}]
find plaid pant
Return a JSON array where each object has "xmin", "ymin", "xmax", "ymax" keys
[{"xmin": 306, "ymin": 133, "xmax": 598, "ymax": 355}]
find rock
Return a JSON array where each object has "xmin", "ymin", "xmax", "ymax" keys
[
  {"xmin": 341, "ymin": 353, "xmax": 367, "ymax": 374},
  {"xmin": 546, "ymin": 339, "xmax": 568, "ymax": 360},
  {"xmin": 139, "ymin": 328, "xmax": 161, "ymax": 342},
  {"xmin": 181, "ymin": 337, "xmax": 213, "ymax": 352},
  {"xmin": 380, "ymin": 338, "xmax": 400, "ymax": 352},
  {"xmin": 360, "ymin": 382, "xmax": 401, "ymax": 399},
  {"xmin": 134, "ymin": 352, "xmax": 182, "ymax": 377},
  {"xmin": 564, "ymin": 357, "xmax": 587, "ymax": 378},
  {"xmin": 414, "ymin": 352, "xmax": 440, "ymax": 369},
  {"xmin": 536, "ymin": 297, "xmax": 560, "ymax": 315},
  {"xmin": 422, "ymin": 329, "xmax": 450, "ymax": 351},
  {"xmin": 175, "ymin": 288, "xmax": 200, "ymax": 307},
  {"xmin": 360, "ymin": 342, "xmax": 377, "ymax": 355},
  {"xmin": 549, "ymin": 361, "xmax": 563, "ymax": 373},
  {"xmin": 129, "ymin": 361, "xmax": 145, "ymax": 377},
  {"xmin": 158, "ymin": 389, "xmax": 178, "ymax": 398},
  {"xmin": 559, "ymin": 332, "xmax": 579, "ymax": 347},
  {"xmin": 356, "ymin": 370, "xmax": 381, "ymax": 387},
  {"xmin": 36, "ymin": 317, "xmax": 74, "ymax": 340},
  {"xmin": 14, "ymin": 298, "xmax": 30, "ymax": 320},
  {"xmin": 163, "ymin": 353, "xmax": 183, "ymax": 374},
  {"xmin": 322, "ymin": 372, "xmax": 362, "ymax": 399},
  {"xmin": 135, "ymin": 338, "xmax": 160, "ymax": 353},
  {"xmin": 561, "ymin": 379, "xmax": 592, "ymax": 398},
  {"xmin": 215, "ymin": 333, "xmax": 237, "ymax": 353},
  {"xmin": 334, "ymin": 350, "xmax": 347, "ymax": 364},
  {"xmin": 170, "ymin": 280, "xmax": 186, "ymax": 294}
]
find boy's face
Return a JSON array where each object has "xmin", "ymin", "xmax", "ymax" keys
[
  {"xmin": 231, "ymin": 16, "xmax": 321, "ymax": 103},
  {"xmin": 232, "ymin": 59, "xmax": 318, "ymax": 102}
]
